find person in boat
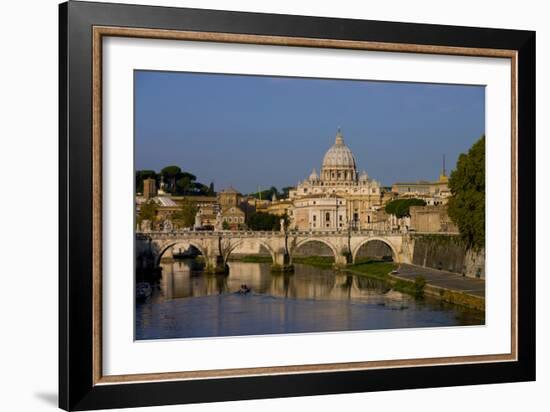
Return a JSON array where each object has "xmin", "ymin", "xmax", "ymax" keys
[{"xmin": 239, "ymin": 284, "xmax": 251, "ymax": 294}]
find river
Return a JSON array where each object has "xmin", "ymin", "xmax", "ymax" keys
[{"xmin": 135, "ymin": 260, "xmax": 484, "ymax": 340}]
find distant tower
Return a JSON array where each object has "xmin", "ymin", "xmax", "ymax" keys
[
  {"xmin": 218, "ymin": 187, "xmax": 239, "ymax": 208},
  {"xmin": 143, "ymin": 177, "xmax": 157, "ymax": 199},
  {"xmin": 439, "ymin": 154, "xmax": 449, "ymax": 182}
]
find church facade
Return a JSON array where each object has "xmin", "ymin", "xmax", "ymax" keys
[{"xmin": 288, "ymin": 130, "xmax": 385, "ymax": 231}]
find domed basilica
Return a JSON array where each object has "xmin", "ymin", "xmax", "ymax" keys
[{"xmin": 288, "ymin": 130, "xmax": 384, "ymax": 231}]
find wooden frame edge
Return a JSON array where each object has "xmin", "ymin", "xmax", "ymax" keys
[
  {"xmin": 92, "ymin": 27, "xmax": 103, "ymax": 385},
  {"xmin": 91, "ymin": 26, "xmax": 518, "ymax": 386}
]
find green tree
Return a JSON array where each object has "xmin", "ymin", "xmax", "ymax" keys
[
  {"xmin": 385, "ymin": 198, "xmax": 426, "ymax": 218},
  {"xmin": 135, "ymin": 170, "xmax": 156, "ymax": 193},
  {"xmin": 137, "ymin": 200, "xmax": 158, "ymax": 225},
  {"xmin": 447, "ymin": 135, "xmax": 485, "ymax": 250},
  {"xmin": 176, "ymin": 175, "xmax": 192, "ymax": 194},
  {"xmin": 269, "ymin": 186, "xmax": 279, "ymax": 199},
  {"xmin": 246, "ymin": 212, "xmax": 281, "ymax": 231},
  {"xmin": 281, "ymin": 186, "xmax": 294, "ymax": 199},
  {"xmin": 172, "ymin": 200, "xmax": 197, "ymax": 228},
  {"xmin": 222, "ymin": 221, "xmax": 230, "ymax": 230},
  {"xmin": 161, "ymin": 165, "xmax": 182, "ymax": 192},
  {"xmin": 207, "ymin": 182, "xmax": 215, "ymax": 196},
  {"xmin": 250, "ymin": 188, "xmax": 277, "ymax": 200},
  {"xmin": 192, "ymin": 182, "xmax": 210, "ymax": 196}
]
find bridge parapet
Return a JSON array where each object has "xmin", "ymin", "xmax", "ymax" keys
[{"xmin": 136, "ymin": 229, "xmax": 410, "ymax": 239}]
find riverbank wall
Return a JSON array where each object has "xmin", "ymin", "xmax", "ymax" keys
[
  {"xmin": 411, "ymin": 234, "xmax": 485, "ymax": 278},
  {"xmin": 387, "ymin": 272, "xmax": 485, "ymax": 311}
]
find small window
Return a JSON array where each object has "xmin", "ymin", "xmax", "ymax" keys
[{"xmin": 326, "ymin": 212, "xmax": 330, "ymax": 222}]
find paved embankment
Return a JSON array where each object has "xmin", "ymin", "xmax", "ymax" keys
[{"xmin": 390, "ymin": 263, "xmax": 485, "ymax": 311}]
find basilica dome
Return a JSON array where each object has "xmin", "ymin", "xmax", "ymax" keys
[{"xmin": 322, "ymin": 130, "xmax": 357, "ymax": 169}]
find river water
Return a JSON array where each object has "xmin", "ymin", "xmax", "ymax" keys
[{"xmin": 136, "ymin": 260, "xmax": 484, "ymax": 340}]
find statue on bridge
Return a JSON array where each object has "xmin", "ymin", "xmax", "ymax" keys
[
  {"xmin": 194, "ymin": 212, "xmax": 202, "ymax": 230},
  {"xmin": 215, "ymin": 211, "xmax": 223, "ymax": 231},
  {"xmin": 140, "ymin": 219, "xmax": 151, "ymax": 233},
  {"xmin": 162, "ymin": 219, "xmax": 173, "ymax": 232},
  {"xmin": 280, "ymin": 218, "xmax": 285, "ymax": 233}
]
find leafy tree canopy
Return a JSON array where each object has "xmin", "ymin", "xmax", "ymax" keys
[
  {"xmin": 155, "ymin": 166, "xmax": 210, "ymax": 196},
  {"xmin": 172, "ymin": 200, "xmax": 197, "ymax": 228},
  {"xmin": 447, "ymin": 135, "xmax": 485, "ymax": 250},
  {"xmin": 137, "ymin": 200, "xmax": 158, "ymax": 224},
  {"xmin": 176, "ymin": 176, "xmax": 192, "ymax": 192},
  {"xmin": 160, "ymin": 165, "xmax": 182, "ymax": 177},
  {"xmin": 247, "ymin": 212, "xmax": 284, "ymax": 231},
  {"xmin": 208, "ymin": 182, "xmax": 215, "ymax": 196},
  {"xmin": 135, "ymin": 170, "xmax": 157, "ymax": 193},
  {"xmin": 385, "ymin": 198, "xmax": 426, "ymax": 218},
  {"xmin": 249, "ymin": 187, "xmax": 279, "ymax": 200}
]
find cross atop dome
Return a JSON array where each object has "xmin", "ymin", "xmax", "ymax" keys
[{"xmin": 335, "ymin": 128, "xmax": 344, "ymax": 145}]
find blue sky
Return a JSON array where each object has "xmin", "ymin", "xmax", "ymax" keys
[{"xmin": 135, "ymin": 71, "xmax": 484, "ymax": 193}]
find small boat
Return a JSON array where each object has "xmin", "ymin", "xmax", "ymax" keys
[
  {"xmin": 238, "ymin": 284, "xmax": 251, "ymax": 295},
  {"xmin": 136, "ymin": 282, "xmax": 152, "ymax": 300}
]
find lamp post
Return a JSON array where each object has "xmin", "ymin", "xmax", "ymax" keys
[
  {"xmin": 335, "ymin": 195, "xmax": 339, "ymax": 232},
  {"xmin": 347, "ymin": 220, "xmax": 352, "ymax": 264}
]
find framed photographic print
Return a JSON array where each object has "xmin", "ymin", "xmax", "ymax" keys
[{"xmin": 59, "ymin": 1, "xmax": 535, "ymax": 410}]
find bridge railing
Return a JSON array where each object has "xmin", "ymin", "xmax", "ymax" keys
[{"xmin": 135, "ymin": 228, "xmax": 429, "ymax": 238}]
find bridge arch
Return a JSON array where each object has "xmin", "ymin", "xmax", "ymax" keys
[
  {"xmin": 224, "ymin": 238, "xmax": 277, "ymax": 264},
  {"xmin": 352, "ymin": 237, "xmax": 400, "ymax": 264},
  {"xmin": 154, "ymin": 240, "xmax": 208, "ymax": 266},
  {"xmin": 253, "ymin": 239, "xmax": 276, "ymax": 263},
  {"xmin": 291, "ymin": 238, "xmax": 339, "ymax": 263}
]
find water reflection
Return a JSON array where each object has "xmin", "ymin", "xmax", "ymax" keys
[
  {"xmin": 136, "ymin": 260, "xmax": 484, "ymax": 340},
  {"xmin": 156, "ymin": 261, "xmax": 400, "ymax": 304}
]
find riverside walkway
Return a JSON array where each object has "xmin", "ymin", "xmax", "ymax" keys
[{"xmin": 395, "ymin": 264, "xmax": 486, "ymax": 298}]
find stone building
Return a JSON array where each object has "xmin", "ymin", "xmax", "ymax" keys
[
  {"xmin": 194, "ymin": 202, "xmax": 219, "ymax": 229},
  {"xmin": 288, "ymin": 130, "xmax": 384, "ymax": 230},
  {"xmin": 218, "ymin": 206, "xmax": 246, "ymax": 230},
  {"xmin": 409, "ymin": 205, "xmax": 458, "ymax": 233},
  {"xmin": 246, "ymin": 197, "xmax": 270, "ymax": 213},
  {"xmin": 152, "ymin": 196, "xmax": 180, "ymax": 221},
  {"xmin": 291, "ymin": 194, "xmax": 347, "ymax": 230},
  {"xmin": 266, "ymin": 199, "xmax": 293, "ymax": 217},
  {"xmin": 143, "ymin": 177, "xmax": 157, "ymax": 199},
  {"xmin": 391, "ymin": 171, "xmax": 451, "ymax": 205},
  {"xmin": 218, "ymin": 187, "xmax": 240, "ymax": 208},
  {"xmin": 214, "ymin": 187, "xmax": 247, "ymax": 230}
]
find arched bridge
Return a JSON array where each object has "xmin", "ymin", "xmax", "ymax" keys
[{"xmin": 137, "ymin": 229, "xmax": 417, "ymax": 273}]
